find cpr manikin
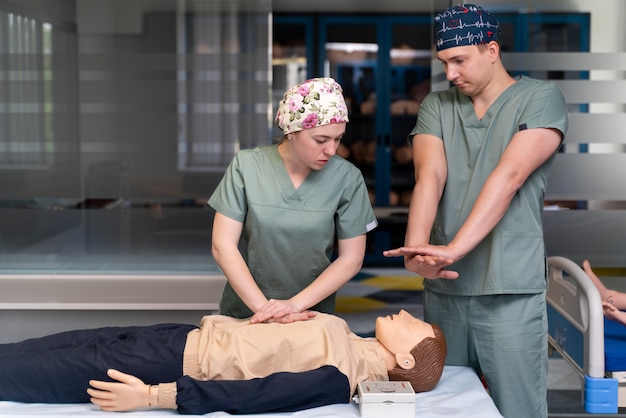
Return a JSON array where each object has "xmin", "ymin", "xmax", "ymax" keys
[{"xmin": 0, "ymin": 310, "xmax": 446, "ymax": 414}]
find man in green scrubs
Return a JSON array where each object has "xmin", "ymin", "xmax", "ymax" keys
[{"xmin": 384, "ymin": 4, "xmax": 568, "ymax": 418}]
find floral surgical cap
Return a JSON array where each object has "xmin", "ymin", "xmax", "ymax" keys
[
  {"xmin": 275, "ymin": 77, "xmax": 349, "ymax": 135},
  {"xmin": 434, "ymin": 3, "xmax": 500, "ymax": 52}
]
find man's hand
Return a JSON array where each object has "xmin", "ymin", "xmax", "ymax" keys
[
  {"xmin": 88, "ymin": 369, "xmax": 155, "ymax": 412},
  {"xmin": 383, "ymin": 246, "xmax": 459, "ymax": 279}
]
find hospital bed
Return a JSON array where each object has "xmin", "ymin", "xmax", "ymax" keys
[
  {"xmin": 0, "ymin": 267, "xmax": 503, "ymax": 417},
  {"xmin": 0, "ymin": 365, "xmax": 502, "ymax": 417},
  {"xmin": 547, "ymin": 256, "xmax": 623, "ymax": 414}
]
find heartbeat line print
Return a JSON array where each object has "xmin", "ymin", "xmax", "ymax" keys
[{"xmin": 435, "ymin": 11, "xmax": 498, "ymax": 49}]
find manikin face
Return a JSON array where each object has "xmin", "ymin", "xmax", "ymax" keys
[
  {"xmin": 289, "ymin": 122, "xmax": 346, "ymax": 170},
  {"xmin": 375, "ymin": 310, "xmax": 435, "ymax": 355},
  {"xmin": 437, "ymin": 43, "xmax": 495, "ymax": 98}
]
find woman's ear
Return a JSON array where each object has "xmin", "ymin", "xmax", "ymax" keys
[{"xmin": 395, "ymin": 353, "xmax": 415, "ymax": 370}]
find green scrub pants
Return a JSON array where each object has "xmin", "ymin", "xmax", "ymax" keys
[{"xmin": 424, "ymin": 290, "xmax": 548, "ymax": 418}]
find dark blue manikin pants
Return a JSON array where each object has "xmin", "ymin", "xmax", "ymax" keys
[{"xmin": 0, "ymin": 323, "xmax": 196, "ymax": 403}]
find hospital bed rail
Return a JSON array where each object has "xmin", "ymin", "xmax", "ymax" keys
[{"xmin": 547, "ymin": 255, "xmax": 619, "ymax": 414}]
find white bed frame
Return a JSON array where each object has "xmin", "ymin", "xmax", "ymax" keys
[{"xmin": 546, "ymin": 256, "xmax": 620, "ymax": 414}]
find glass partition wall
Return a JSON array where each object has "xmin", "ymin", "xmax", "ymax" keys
[
  {"xmin": 1, "ymin": 0, "xmax": 625, "ymax": 276},
  {"xmin": 0, "ymin": 0, "xmax": 271, "ymax": 274}
]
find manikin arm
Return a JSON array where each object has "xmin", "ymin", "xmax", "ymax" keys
[
  {"xmin": 175, "ymin": 365, "xmax": 350, "ymax": 415},
  {"xmin": 583, "ymin": 259, "xmax": 626, "ymax": 308},
  {"xmin": 582, "ymin": 259, "xmax": 626, "ymax": 326},
  {"xmin": 89, "ymin": 365, "xmax": 350, "ymax": 415}
]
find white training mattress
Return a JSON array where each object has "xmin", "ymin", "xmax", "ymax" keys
[{"xmin": 0, "ymin": 366, "xmax": 503, "ymax": 417}]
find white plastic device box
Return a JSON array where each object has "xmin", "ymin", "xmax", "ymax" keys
[{"xmin": 357, "ymin": 381, "xmax": 415, "ymax": 418}]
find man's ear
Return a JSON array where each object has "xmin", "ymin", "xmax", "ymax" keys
[
  {"xmin": 395, "ymin": 353, "xmax": 415, "ymax": 370},
  {"xmin": 488, "ymin": 40, "xmax": 500, "ymax": 61}
]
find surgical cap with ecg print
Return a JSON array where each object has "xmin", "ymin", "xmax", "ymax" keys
[{"xmin": 434, "ymin": 4, "xmax": 500, "ymax": 52}]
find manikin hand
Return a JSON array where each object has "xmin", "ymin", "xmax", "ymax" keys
[
  {"xmin": 582, "ymin": 259, "xmax": 621, "ymax": 304},
  {"xmin": 383, "ymin": 245, "xmax": 458, "ymax": 280},
  {"xmin": 603, "ymin": 301, "xmax": 626, "ymax": 326},
  {"xmin": 88, "ymin": 369, "xmax": 155, "ymax": 412},
  {"xmin": 250, "ymin": 299, "xmax": 317, "ymax": 324}
]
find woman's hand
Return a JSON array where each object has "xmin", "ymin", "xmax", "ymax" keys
[
  {"xmin": 271, "ymin": 310, "xmax": 318, "ymax": 324},
  {"xmin": 250, "ymin": 299, "xmax": 317, "ymax": 324},
  {"xmin": 88, "ymin": 369, "xmax": 156, "ymax": 412}
]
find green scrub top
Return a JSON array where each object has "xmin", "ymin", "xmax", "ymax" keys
[
  {"xmin": 410, "ymin": 75, "xmax": 569, "ymax": 296},
  {"xmin": 208, "ymin": 144, "xmax": 378, "ymax": 318}
]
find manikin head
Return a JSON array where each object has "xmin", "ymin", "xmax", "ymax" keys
[{"xmin": 375, "ymin": 310, "xmax": 447, "ymax": 392}]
